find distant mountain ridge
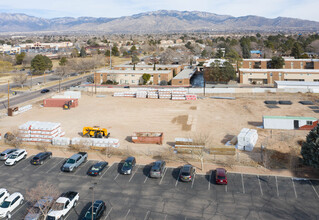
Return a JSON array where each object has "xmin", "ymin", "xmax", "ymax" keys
[{"xmin": 0, "ymin": 10, "xmax": 318, "ymax": 33}]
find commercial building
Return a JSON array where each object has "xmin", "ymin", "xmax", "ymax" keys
[
  {"xmin": 239, "ymin": 58, "xmax": 319, "ymax": 84},
  {"xmin": 94, "ymin": 69, "xmax": 172, "ymax": 85}
]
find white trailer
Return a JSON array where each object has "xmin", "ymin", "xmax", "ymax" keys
[{"xmin": 263, "ymin": 116, "xmax": 318, "ymax": 130}]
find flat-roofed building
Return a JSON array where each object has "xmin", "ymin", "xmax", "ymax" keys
[
  {"xmin": 239, "ymin": 58, "xmax": 319, "ymax": 84},
  {"xmin": 171, "ymin": 68, "xmax": 197, "ymax": 86},
  {"xmin": 94, "ymin": 69, "xmax": 172, "ymax": 85},
  {"xmin": 114, "ymin": 64, "xmax": 183, "ymax": 76}
]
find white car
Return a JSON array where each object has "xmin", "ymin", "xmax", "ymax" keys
[
  {"xmin": 0, "ymin": 192, "xmax": 24, "ymax": 219},
  {"xmin": 5, "ymin": 149, "xmax": 27, "ymax": 166},
  {"xmin": 0, "ymin": 189, "xmax": 9, "ymax": 205}
]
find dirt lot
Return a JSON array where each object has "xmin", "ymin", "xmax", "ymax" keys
[{"xmin": 1, "ymin": 92, "xmax": 319, "ymax": 177}]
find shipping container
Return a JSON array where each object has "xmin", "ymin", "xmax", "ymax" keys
[
  {"xmin": 132, "ymin": 132, "xmax": 163, "ymax": 145},
  {"xmin": 263, "ymin": 116, "xmax": 318, "ymax": 130},
  {"xmin": 43, "ymin": 98, "xmax": 78, "ymax": 108}
]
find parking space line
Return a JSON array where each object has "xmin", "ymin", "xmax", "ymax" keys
[
  {"xmin": 175, "ymin": 170, "xmax": 181, "ymax": 187},
  {"xmin": 191, "ymin": 174, "xmax": 195, "ymax": 189},
  {"xmin": 73, "ymin": 160, "xmax": 88, "ymax": 175},
  {"xmin": 100, "ymin": 164, "xmax": 112, "ymax": 179},
  {"xmin": 291, "ymin": 178, "xmax": 298, "ymax": 198},
  {"xmin": 125, "ymin": 209, "xmax": 130, "ymax": 219},
  {"xmin": 225, "ymin": 184, "xmax": 228, "ymax": 192},
  {"xmin": 159, "ymin": 168, "xmax": 167, "ymax": 185},
  {"xmin": 241, "ymin": 173, "xmax": 245, "ymax": 193},
  {"xmin": 46, "ymin": 159, "xmax": 64, "ymax": 173},
  {"xmin": 257, "ymin": 175, "xmax": 263, "ymax": 196},
  {"xmin": 144, "ymin": 174, "xmax": 149, "ymax": 184},
  {"xmin": 12, "ymin": 201, "xmax": 26, "ymax": 216},
  {"xmin": 129, "ymin": 165, "xmax": 139, "ymax": 182},
  {"xmin": 22, "ymin": 162, "xmax": 32, "ymax": 170},
  {"xmin": 275, "ymin": 176, "xmax": 279, "ymax": 197},
  {"xmin": 103, "ymin": 207, "xmax": 113, "ymax": 220},
  {"xmin": 114, "ymin": 173, "xmax": 119, "ymax": 180},
  {"xmin": 310, "ymin": 181, "xmax": 319, "ymax": 199},
  {"xmin": 208, "ymin": 173, "xmax": 211, "ymax": 190},
  {"xmin": 144, "ymin": 210, "xmax": 150, "ymax": 220},
  {"xmin": 164, "ymin": 214, "xmax": 168, "ymax": 220}
]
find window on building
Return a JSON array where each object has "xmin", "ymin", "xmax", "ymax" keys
[
  {"xmin": 314, "ymin": 79, "xmax": 319, "ymax": 82},
  {"xmin": 159, "ymin": 75, "xmax": 161, "ymax": 78},
  {"xmin": 300, "ymin": 62, "xmax": 303, "ymax": 68},
  {"xmin": 131, "ymin": 75, "xmax": 135, "ymax": 77},
  {"xmin": 132, "ymin": 80, "xmax": 135, "ymax": 83},
  {"xmin": 250, "ymin": 73, "xmax": 252, "ymax": 75},
  {"xmin": 306, "ymin": 121, "xmax": 313, "ymax": 125},
  {"xmin": 270, "ymin": 73, "xmax": 273, "ymax": 76},
  {"xmin": 179, "ymin": 81, "xmax": 182, "ymax": 83},
  {"xmin": 125, "ymin": 74, "xmax": 128, "ymax": 76},
  {"xmin": 107, "ymin": 74, "xmax": 110, "ymax": 76},
  {"xmin": 291, "ymin": 62, "xmax": 294, "ymax": 69},
  {"xmin": 125, "ymin": 80, "xmax": 128, "ymax": 83},
  {"xmin": 249, "ymin": 62, "xmax": 252, "ymax": 68},
  {"xmin": 279, "ymin": 73, "xmax": 282, "ymax": 76}
]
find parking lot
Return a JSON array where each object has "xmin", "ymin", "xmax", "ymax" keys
[{"xmin": 0, "ymin": 156, "xmax": 318, "ymax": 219}]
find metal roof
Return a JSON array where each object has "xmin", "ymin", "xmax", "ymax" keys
[
  {"xmin": 115, "ymin": 64, "xmax": 180, "ymax": 68},
  {"xmin": 263, "ymin": 116, "xmax": 317, "ymax": 120},
  {"xmin": 239, "ymin": 68, "xmax": 319, "ymax": 73},
  {"xmin": 173, "ymin": 68, "xmax": 196, "ymax": 79}
]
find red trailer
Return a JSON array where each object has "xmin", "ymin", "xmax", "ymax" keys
[
  {"xmin": 43, "ymin": 98, "xmax": 78, "ymax": 108},
  {"xmin": 132, "ymin": 132, "xmax": 163, "ymax": 145}
]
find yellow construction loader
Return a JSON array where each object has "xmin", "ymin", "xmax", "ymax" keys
[{"xmin": 82, "ymin": 126, "xmax": 110, "ymax": 138}]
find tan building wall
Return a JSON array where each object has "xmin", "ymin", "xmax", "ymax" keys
[
  {"xmin": 171, "ymin": 78, "xmax": 190, "ymax": 86},
  {"xmin": 242, "ymin": 59, "xmax": 319, "ymax": 70}
]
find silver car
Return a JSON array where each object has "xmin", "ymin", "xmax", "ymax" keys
[
  {"xmin": 0, "ymin": 149, "xmax": 17, "ymax": 161},
  {"xmin": 150, "ymin": 160, "xmax": 166, "ymax": 178}
]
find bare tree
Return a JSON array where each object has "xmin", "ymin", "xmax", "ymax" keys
[
  {"xmin": 25, "ymin": 181, "xmax": 60, "ymax": 220},
  {"xmin": 4, "ymin": 130, "xmax": 22, "ymax": 148},
  {"xmin": 22, "ymin": 54, "xmax": 35, "ymax": 68},
  {"xmin": 190, "ymin": 133, "xmax": 210, "ymax": 171},
  {"xmin": 13, "ymin": 72, "xmax": 28, "ymax": 88},
  {"xmin": 55, "ymin": 65, "xmax": 70, "ymax": 92}
]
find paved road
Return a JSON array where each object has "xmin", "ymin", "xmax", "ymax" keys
[
  {"xmin": 0, "ymin": 75, "xmax": 91, "ymax": 111},
  {"xmin": 0, "ymin": 156, "xmax": 318, "ymax": 220},
  {"xmin": 0, "ymin": 73, "xmax": 59, "ymax": 93}
]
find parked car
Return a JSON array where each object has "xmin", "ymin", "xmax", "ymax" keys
[
  {"xmin": 5, "ymin": 149, "xmax": 27, "ymax": 166},
  {"xmin": 0, "ymin": 189, "xmax": 9, "ymax": 205},
  {"xmin": 61, "ymin": 152, "xmax": 88, "ymax": 172},
  {"xmin": 30, "ymin": 152, "xmax": 52, "ymax": 165},
  {"xmin": 87, "ymin": 161, "xmax": 108, "ymax": 176},
  {"xmin": 47, "ymin": 191, "xmax": 79, "ymax": 220},
  {"xmin": 120, "ymin": 157, "xmax": 136, "ymax": 175},
  {"xmin": 0, "ymin": 192, "xmax": 24, "ymax": 219},
  {"xmin": 82, "ymin": 200, "xmax": 106, "ymax": 220},
  {"xmin": 24, "ymin": 196, "xmax": 53, "ymax": 220},
  {"xmin": 0, "ymin": 149, "xmax": 17, "ymax": 161},
  {"xmin": 215, "ymin": 168, "xmax": 227, "ymax": 185},
  {"xmin": 149, "ymin": 160, "xmax": 166, "ymax": 178},
  {"xmin": 40, "ymin": 89, "xmax": 50, "ymax": 93},
  {"xmin": 179, "ymin": 164, "xmax": 195, "ymax": 182}
]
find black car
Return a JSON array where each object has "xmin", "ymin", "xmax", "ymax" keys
[
  {"xmin": 30, "ymin": 152, "xmax": 52, "ymax": 165},
  {"xmin": 149, "ymin": 160, "xmax": 166, "ymax": 178},
  {"xmin": 87, "ymin": 161, "xmax": 108, "ymax": 176},
  {"xmin": 40, "ymin": 89, "xmax": 50, "ymax": 93},
  {"xmin": 82, "ymin": 200, "xmax": 106, "ymax": 220},
  {"xmin": 120, "ymin": 157, "xmax": 136, "ymax": 175},
  {"xmin": 179, "ymin": 164, "xmax": 195, "ymax": 182}
]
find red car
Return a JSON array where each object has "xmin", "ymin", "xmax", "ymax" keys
[{"xmin": 215, "ymin": 168, "xmax": 227, "ymax": 185}]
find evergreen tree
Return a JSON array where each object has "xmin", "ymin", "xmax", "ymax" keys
[
  {"xmin": 301, "ymin": 125, "xmax": 319, "ymax": 168},
  {"xmin": 80, "ymin": 47, "xmax": 87, "ymax": 57}
]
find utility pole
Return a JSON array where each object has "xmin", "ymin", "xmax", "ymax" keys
[
  {"xmin": 30, "ymin": 71, "xmax": 33, "ymax": 90},
  {"xmin": 7, "ymin": 80, "xmax": 10, "ymax": 113},
  {"xmin": 110, "ymin": 45, "xmax": 112, "ymax": 70},
  {"xmin": 43, "ymin": 71, "xmax": 46, "ymax": 85}
]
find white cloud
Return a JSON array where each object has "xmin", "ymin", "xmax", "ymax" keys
[{"xmin": 0, "ymin": 0, "xmax": 318, "ymax": 22}]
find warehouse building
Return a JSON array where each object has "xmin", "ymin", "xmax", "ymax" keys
[
  {"xmin": 171, "ymin": 68, "xmax": 197, "ymax": 86},
  {"xmin": 114, "ymin": 64, "xmax": 183, "ymax": 76},
  {"xmin": 263, "ymin": 116, "xmax": 318, "ymax": 130}
]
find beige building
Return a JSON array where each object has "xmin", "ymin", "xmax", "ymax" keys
[
  {"xmin": 171, "ymin": 68, "xmax": 197, "ymax": 86},
  {"xmin": 94, "ymin": 69, "xmax": 173, "ymax": 85},
  {"xmin": 239, "ymin": 58, "xmax": 319, "ymax": 84},
  {"xmin": 114, "ymin": 64, "xmax": 183, "ymax": 76}
]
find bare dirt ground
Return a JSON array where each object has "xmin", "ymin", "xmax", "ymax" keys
[{"xmin": 1, "ymin": 91, "xmax": 319, "ymax": 178}]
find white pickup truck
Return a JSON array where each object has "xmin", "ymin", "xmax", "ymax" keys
[{"xmin": 47, "ymin": 191, "xmax": 79, "ymax": 220}]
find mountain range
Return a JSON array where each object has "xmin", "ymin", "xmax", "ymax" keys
[{"xmin": 0, "ymin": 10, "xmax": 319, "ymax": 33}]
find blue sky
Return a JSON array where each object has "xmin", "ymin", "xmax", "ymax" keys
[{"xmin": 1, "ymin": 0, "xmax": 319, "ymax": 22}]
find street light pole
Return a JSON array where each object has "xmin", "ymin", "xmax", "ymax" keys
[
  {"xmin": 110, "ymin": 45, "xmax": 112, "ymax": 70},
  {"xmin": 7, "ymin": 80, "xmax": 10, "ymax": 113}
]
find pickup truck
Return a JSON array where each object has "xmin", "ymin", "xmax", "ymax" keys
[
  {"xmin": 61, "ymin": 152, "xmax": 88, "ymax": 172},
  {"xmin": 47, "ymin": 191, "xmax": 79, "ymax": 220}
]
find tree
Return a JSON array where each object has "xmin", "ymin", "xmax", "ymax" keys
[
  {"xmin": 291, "ymin": 42, "xmax": 303, "ymax": 58},
  {"xmin": 0, "ymin": 60, "xmax": 13, "ymax": 73},
  {"xmin": 206, "ymin": 61, "xmax": 236, "ymax": 83},
  {"xmin": 130, "ymin": 45, "xmax": 137, "ymax": 54},
  {"xmin": 80, "ymin": 47, "xmax": 87, "ymax": 57},
  {"xmin": 59, "ymin": 57, "xmax": 67, "ymax": 66},
  {"xmin": 15, "ymin": 52, "xmax": 26, "ymax": 65},
  {"xmin": 142, "ymin": 73, "xmax": 151, "ymax": 85},
  {"xmin": 269, "ymin": 56, "xmax": 285, "ymax": 69},
  {"xmin": 13, "ymin": 72, "xmax": 28, "ymax": 88},
  {"xmin": 26, "ymin": 181, "xmax": 60, "ymax": 220},
  {"xmin": 55, "ymin": 65, "xmax": 70, "ymax": 92},
  {"xmin": 71, "ymin": 48, "xmax": 79, "ymax": 58},
  {"xmin": 216, "ymin": 48, "xmax": 224, "ymax": 58},
  {"xmin": 131, "ymin": 55, "xmax": 139, "ymax": 70},
  {"xmin": 111, "ymin": 46, "xmax": 120, "ymax": 56},
  {"xmin": 301, "ymin": 125, "xmax": 319, "ymax": 168},
  {"xmin": 31, "ymin": 55, "xmax": 52, "ymax": 75},
  {"xmin": 241, "ymin": 44, "xmax": 251, "ymax": 58}
]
